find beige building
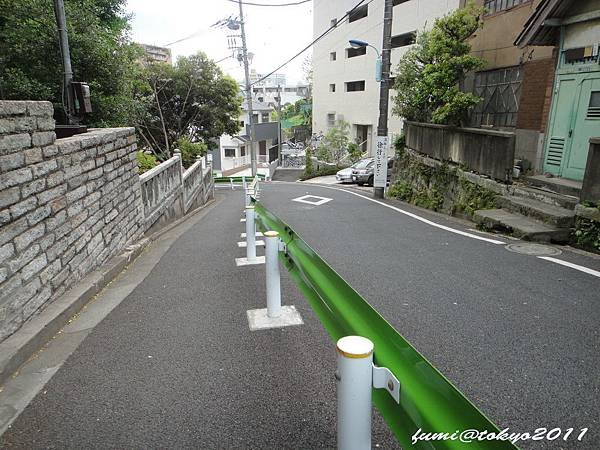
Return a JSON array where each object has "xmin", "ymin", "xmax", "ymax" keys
[
  {"xmin": 465, "ymin": 0, "xmax": 557, "ymax": 172},
  {"xmin": 138, "ymin": 44, "xmax": 173, "ymax": 65},
  {"xmin": 312, "ymin": 0, "xmax": 461, "ymax": 156}
]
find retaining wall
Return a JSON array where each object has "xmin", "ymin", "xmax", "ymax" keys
[
  {"xmin": 404, "ymin": 121, "xmax": 515, "ymax": 182},
  {"xmin": 0, "ymin": 101, "xmax": 143, "ymax": 340}
]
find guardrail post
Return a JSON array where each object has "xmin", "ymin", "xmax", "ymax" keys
[
  {"xmin": 264, "ymin": 231, "xmax": 281, "ymax": 318},
  {"xmin": 336, "ymin": 336, "xmax": 374, "ymax": 450},
  {"xmin": 246, "ymin": 206, "xmax": 256, "ymax": 261},
  {"xmin": 230, "ymin": 178, "xmax": 234, "ymax": 190}
]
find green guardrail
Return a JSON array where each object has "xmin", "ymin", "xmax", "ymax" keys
[
  {"xmin": 253, "ymin": 199, "xmax": 518, "ymax": 450},
  {"xmin": 214, "ymin": 174, "xmax": 266, "ymax": 183}
]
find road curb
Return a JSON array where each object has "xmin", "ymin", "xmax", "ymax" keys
[{"xmin": 0, "ymin": 197, "xmax": 218, "ymax": 388}]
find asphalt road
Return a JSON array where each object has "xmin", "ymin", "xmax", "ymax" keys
[
  {"xmin": 1, "ymin": 187, "xmax": 397, "ymax": 450},
  {"xmin": 2, "ymin": 181, "xmax": 599, "ymax": 449},
  {"xmin": 258, "ymin": 182, "xmax": 600, "ymax": 449}
]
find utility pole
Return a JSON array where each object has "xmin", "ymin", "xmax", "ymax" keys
[
  {"xmin": 276, "ymin": 84, "xmax": 282, "ymax": 163},
  {"xmin": 53, "ymin": 0, "xmax": 75, "ymax": 124},
  {"xmin": 238, "ymin": 0, "xmax": 257, "ymax": 177},
  {"xmin": 374, "ymin": 0, "xmax": 393, "ymax": 199}
]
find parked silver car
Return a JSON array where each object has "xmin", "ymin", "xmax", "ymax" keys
[
  {"xmin": 335, "ymin": 160, "xmax": 364, "ymax": 183},
  {"xmin": 352, "ymin": 157, "xmax": 393, "ymax": 186}
]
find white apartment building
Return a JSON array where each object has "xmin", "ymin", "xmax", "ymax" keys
[
  {"xmin": 215, "ymin": 100, "xmax": 277, "ymax": 174},
  {"xmin": 312, "ymin": 0, "xmax": 461, "ymax": 156}
]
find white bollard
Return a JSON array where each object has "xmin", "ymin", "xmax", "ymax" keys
[
  {"xmin": 264, "ymin": 231, "xmax": 281, "ymax": 318},
  {"xmin": 245, "ymin": 188, "xmax": 252, "ymax": 208},
  {"xmin": 245, "ymin": 206, "xmax": 256, "ymax": 261},
  {"xmin": 230, "ymin": 178, "xmax": 234, "ymax": 190},
  {"xmin": 336, "ymin": 336, "xmax": 374, "ymax": 450}
]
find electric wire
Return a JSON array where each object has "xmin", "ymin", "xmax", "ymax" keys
[
  {"xmin": 224, "ymin": 0, "xmax": 311, "ymax": 6},
  {"xmin": 250, "ymin": 0, "xmax": 374, "ymax": 86}
]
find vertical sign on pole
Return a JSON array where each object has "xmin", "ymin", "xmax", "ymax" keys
[{"xmin": 373, "ymin": 136, "xmax": 388, "ymax": 189}]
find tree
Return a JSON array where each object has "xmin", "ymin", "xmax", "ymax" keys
[
  {"xmin": 135, "ymin": 53, "xmax": 242, "ymax": 161},
  {"xmin": 320, "ymin": 120, "xmax": 350, "ymax": 165},
  {"xmin": 0, "ymin": 0, "xmax": 145, "ymax": 127},
  {"xmin": 392, "ymin": 3, "xmax": 485, "ymax": 126}
]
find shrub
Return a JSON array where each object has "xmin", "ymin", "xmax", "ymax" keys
[
  {"xmin": 304, "ymin": 148, "xmax": 314, "ymax": 175},
  {"xmin": 176, "ymin": 137, "xmax": 208, "ymax": 168},
  {"xmin": 136, "ymin": 151, "xmax": 157, "ymax": 174}
]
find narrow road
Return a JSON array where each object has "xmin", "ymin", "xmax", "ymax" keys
[
  {"xmin": 2, "ymin": 181, "xmax": 599, "ymax": 449},
  {"xmin": 0, "ymin": 188, "xmax": 397, "ymax": 449},
  {"xmin": 259, "ymin": 182, "xmax": 600, "ymax": 449}
]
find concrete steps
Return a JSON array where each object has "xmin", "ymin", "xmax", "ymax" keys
[
  {"xmin": 524, "ymin": 175, "xmax": 582, "ymax": 198},
  {"xmin": 495, "ymin": 195, "xmax": 575, "ymax": 228},
  {"xmin": 473, "ymin": 209, "xmax": 571, "ymax": 243},
  {"xmin": 510, "ymin": 185, "xmax": 579, "ymax": 209}
]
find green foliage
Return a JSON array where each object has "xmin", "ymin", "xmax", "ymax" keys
[
  {"xmin": 176, "ymin": 138, "xmax": 208, "ymax": 169},
  {"xmin": 454, "ymin": 176, "xmax": 497, "ymax": 216},
  {"xmin": 388, "ymin": 181, "xmax": 413, "ymax": 201},
  {"xmin": 135, "ymin": 53, "xmax": 242, "ymax": 161},
  {"xmin": 281, "ymin": 98, "xmax": 312, "ymax": 126},
  {"xmin": 136, "ymin": 151, "xmax": 157, "ymax": 174},
  {"xmin": 304, "ymin": 148, "xmax": 314, "ymax": 175},
  {"xmin": 393, "ymin": 134, "xmax": 406, "ymax": 154},
  {"xmin": 0, "ymin": 0, "xmax": 145, "ymax": 127},
  {"xmin": 348, "ymin": 142, "xmax": 363, "ymax": 163},
  {"xmin": 392, "ymin": 2, "xmax": 485, "ymax": 126},
  {"xmin": 316, "ymin": 146, "xmax": 330, "ymax": 162},
  {"xmin": 300, "ymin": 165, "xmax": 340, "ymax": 181},
  {"xmin": 574, "ymin": 217, "xmax": 600, "ymax": 252},
  {"xmin": 320, "ymin": 120, "xmax": 351, "ymax": 165}
]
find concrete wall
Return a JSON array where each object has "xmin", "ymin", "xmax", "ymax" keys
[
  {"xmin": 0, "ymin": 101, "xmax": 143, "ymax": 341},
  {"xmin": 581, "ymin": 137, "xmax": 600, "ymax": 203},
  {"xmin": 312, "ymin": 0, "xmax": 460, "ymax": 156},
  {"xmin": 405, "ymin": 121, "xmax": 516, "ymax": 181}
]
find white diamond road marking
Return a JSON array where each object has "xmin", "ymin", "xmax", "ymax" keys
[{"xmin": 292, "ymin": 195, "xmax": 333, "ymax": 206}]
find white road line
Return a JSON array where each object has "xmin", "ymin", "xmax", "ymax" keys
[
  {"xmin": 537, "ymin": 256, "xmax": 600, "ymax": 278},
  {"xmin": 323, "ymin": 186, "xmax": 506, "ymax": 245}
]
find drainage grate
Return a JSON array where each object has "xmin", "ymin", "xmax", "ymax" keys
[{"xmin": 505, "ymin": 243, "xmax": 562, "ymax": 256}]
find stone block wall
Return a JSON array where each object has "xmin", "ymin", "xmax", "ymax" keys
[{"xmin": 0, "ymin": 101, "xmax": 143, "ymax": 340}]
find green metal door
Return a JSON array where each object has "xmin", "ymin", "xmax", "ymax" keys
[
  {"xmin": 543, "ymin": 73, "xmax": 600, "ymax": 180},
  {"xmin": 543, "ymin": 75, "xmax": 578, "ymax": 176},
  {"xmin": 563, "ymin": 76, "xmax": 600, "ymax": 180}
]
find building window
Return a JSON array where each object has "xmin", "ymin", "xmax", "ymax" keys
[
  {"xmin": 391, "ymin": 32, "xmax": 416, "ymax": 48},
  {"xmin": 483, "ymin": 0, "xmax": 527, "ymax": 16},
  {"xmin": 261, "ymin": 112, "xmax": 269, "ymax": 123},
  {"xmin": 345, "ymin": 80, "xmax": 366, "ymax": 92},
  {"xmin": 239, "ymin": 120, "xmax": 245, "ymax": 128},
  {"xmin": 471, "ymin": 66, "xmax": 523, "ymax": 127},
  {"xmin": 224, "ymin": 148, "xmax": 236, "ymax": 158},
  {"xmin": 393, "ymin": 0, "xmax": 409, "ymax": 5},
  {"xmin": 329, "ymin": 83, "xmax": 336, "ymax": 92},
  {"xmin": 348, "ymin": 4, "xmax": 368, "ymax": 23},
  {"xmin": 330, "ymin": 18, "xmax": 337, "ymax": 27},
  {"xmin": 330, "ymin": 51, "xmax": 337, "ymax": 61},
  {"xmin": 240, "ymin": 146, "xmax": 246, "ymax": 156},
  {"xmin": 327, "ymin": 113, "xmax": 336, "ymax": 127},
  {"xmin": 346, "ymin": 47, "xmax": 367, "ymax": 58},
  {"xmin": 252, "ymin": 114, "xmax": 259, "ymax": 124}
]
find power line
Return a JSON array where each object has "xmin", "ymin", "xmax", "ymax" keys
[
  {"xmin": 163, "ymin": 28, "xmax": 210, "ymax": 47},
  {"xmin": 251, "ymin": 0, "xmax": 373, "ymax": 86},
  {"xmin": 224, "ymin": 0, "xmax": 311, "ymax": 6}
]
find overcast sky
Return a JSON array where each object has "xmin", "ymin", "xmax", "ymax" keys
[{"xmin": 125, "ymin": 0, "xmax": 314, "ymax": 84}]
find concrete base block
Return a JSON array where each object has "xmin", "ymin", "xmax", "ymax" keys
[
  {"xmin": 246, "ymin": 305, "xmax": 304, "ymax": 331},
  {"xmin": 235, "ymin": 256, "xmax": 265, "ymax": 266},
  {"xmin": 237, "ymin": 240, "xmax": 265, "ymax": 248},
  {"xmin": 240, "ymin": 232, "xmax": 263, "ymax": 238}
]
